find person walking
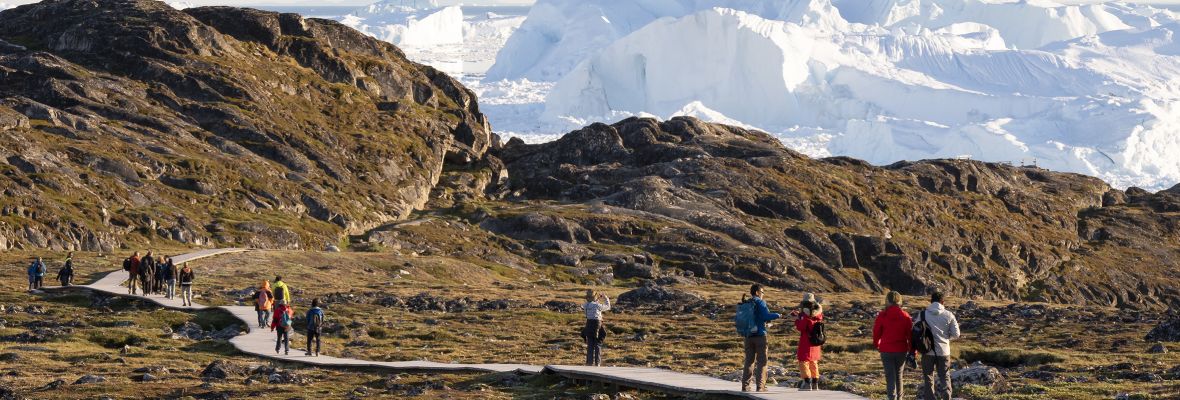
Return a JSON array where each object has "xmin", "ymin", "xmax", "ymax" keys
[
  {"xmin": 581, "ymin": 290, "xmax": 610, "ymax": 366},
  {"xmin": 153, "ymin": 255, "xmax": 167, "ymax": 294},
  {"xmin": 272, "ymin": 303, "xmax": 293, "ymax": 355},
  {"xmin": 740, "ymin": 284, "xmax": 781, "ymax": 392},
  {"xmin": 161, "ymin": 257, "xmax": 176, "ymax": 299},
  {"xmin": 917, "ymin": 291, "xmax": 961, "ymax": 400},
  {"xmin": 140, "ymin": 251, "xmax": 155, "ymax": 295},
  {"xmin": 305, "ymin": 298, "xmax": 325, "ymax": 357},
  {"xmin": 178, "ymin": 263, "xmax": 195, "ymax": 307},
  {"xmin": 57, "ymin": 252, "xmax": 75, "ymax": 287},
  {"xmin": 874, "ymin": 291, "xmax": 913, "ymax": 400},
  {"xmin": 793, "ymin": 293, "xmax": 824, "ymax": 391},
  {"xmin": 254, "ymin": 281, "xmax": 274, "ymax": 329},
  {"xmin": 125, "ymin": 252, "xmax": 141, "ymax": 295},
  {"xmin": 27, "ymin": 257, "xmax": 46, "ymax": 290},
  {"xmin": 272, "ymin": 276, "xmax": 291, "ymax": 306}
]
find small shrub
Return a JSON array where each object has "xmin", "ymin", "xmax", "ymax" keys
[
  {"xmin": 961, "ymin": 348, "xmax": 1066, "ymax": 367},
  {"xmin": 823, "ymin": 342, "xmax": 876, "ymax": 354},
  {"xmin": 368, "ymin": 327, "xmax": 389, "ymax": 339}
]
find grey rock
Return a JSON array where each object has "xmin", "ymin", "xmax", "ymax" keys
[
  {"xmin": 951, "ymin": 363, "xmax": 1002, "ymax": 389},
  {"xmin": 72, "ymin": 375, "xmax": 105, "ymax": 385}
]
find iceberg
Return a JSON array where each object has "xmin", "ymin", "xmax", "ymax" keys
[{"xmin": 341, "ymin": 0, "xmax": 464, "ymax": 47}]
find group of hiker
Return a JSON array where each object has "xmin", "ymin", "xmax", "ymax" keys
[
  {"xmin": 250, "ymin": 276, "xmax": 325, "ymax": 357},
  {"xmin": 25, "ymin": 253, "xmax": 75, "ymax": 290},
  {"xmin": 580, "ymin": 284, "xmax": 961, "ymax": 399},
  {"xmin": 122, "ymin": 251, "xmax": 194, "ymax": 306}
]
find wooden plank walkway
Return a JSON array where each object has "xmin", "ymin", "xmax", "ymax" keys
[{"xmin": 46, "ymin": 248, "xmax": 866, "ymax": 399}]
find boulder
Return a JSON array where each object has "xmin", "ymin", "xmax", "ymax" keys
[
  {"xmin": 951, "ymin": 363, "xmax": 1002, "ymax": 389},
  {"xmin": 1146, "ymin": 318, "xmax": 1180, "ymax": 342},
  {"xmin": 1148, "ymin": 343, "xmax": 1167, "ymax": 354},
  {"xmin": 201, "ymin": 360, "xmax": 247, "ymax": 380},
  {"xmin": 72, "ymin": 375, "xmax": 105, "ymax": 385}
]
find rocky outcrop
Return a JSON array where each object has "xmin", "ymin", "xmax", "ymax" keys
[
  {"xmin": 0, "ymin": 0, "xmax": 491, "ymax": 250},
  {"xmin": 488, "ymin": 116, "xmax": 1180, "ymax": 309}
]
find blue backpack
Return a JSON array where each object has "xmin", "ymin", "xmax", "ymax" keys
[
  {"xmin": 280, "ymin": 311, "xmax": 292, "ymax": 329},
  {"xmin": 734, "ymin": 296, "xmax": 758, "ymax": 337}
]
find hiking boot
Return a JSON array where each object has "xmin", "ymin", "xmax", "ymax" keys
[
  {"xmin": 812, "ymin": 378, "xmax": 820, "ymax": 391},
  {"xmin": 800, "ymin": 379, "xmax": 813, "ymax": 391},
  {"xmin": 284, "ymin": 350, "xmax": 289, "ymax": 355},
  {"xmin": 756, "ymin": 387, "xmax": 768, "ymax": 392},
  {"xmin": 741, "ymin": 385, "xmax": 750, "ymax": 392},
  {"xmin": 314, "ymin": 352, "xmax": 319, "ymax": 357},
  {"xmin": 305, "ymin": 352, "xmax": 312, "ymax": 356}
]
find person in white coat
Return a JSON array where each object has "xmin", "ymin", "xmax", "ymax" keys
[{"xmin": 917, "ymin": 291, "xmax": 960, "ymax": 400}]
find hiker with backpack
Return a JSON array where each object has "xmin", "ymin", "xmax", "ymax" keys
[
  {"xmin": 57, "ymin": 252, "xmax": 75, "ymax": 287},
  {"xmin": 272, "ymin": 303, "xmax": 294, "ymax": 355},
  {"xmin": 914, "ymin": 291, "xmax": 960, "ymax": 400},
  {"xmin": 735, "ymin": 284, "xmax": 780, "ymax": 392},
  {"xmin": 581, "ymin": 290, "xmax": 610, "ymax": 366},
  {"xmin": 272, "ymin": 276, "xmax": 291, "ymax": 306},
  {"xmin": 125, "ymin": 252, "xmax": 141, "ymax": 295},
  {"xmin": 178, "ymin": 263, "xmax": 195, "ymax": 306},
  {"xmin": 305, "ymin": 298, "xmax": 325, "ymax": 357},
  {"xmin": 254, "ymin": 280, "xmax": 274, "ymax": 329},
  {"xmin": 874, "ymin": 291, "xmax": 913, "ymax": 400},
  {"xmin": 27, "ymin": 257, "xmax": 46, "ymax": 290},
  {"xmin": 792, "ymin": 293, "xmax": 824, "ymax": 391}
]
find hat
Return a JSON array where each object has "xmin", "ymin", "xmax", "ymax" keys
[{"xmin": 801, "ymin": 293, "xmax": 816, "ymax": 304}]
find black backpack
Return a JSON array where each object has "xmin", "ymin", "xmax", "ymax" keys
[
  {"xmin": 912, "ymin": 310, "xmax": 936, "ymax": 354},
  {"xmin": 808, "ymin": 320, "xmax": 826, "ymax": 346},
  {"xmin": 123, "ymin": 258, "xmax": 132, "ymax": 271}
]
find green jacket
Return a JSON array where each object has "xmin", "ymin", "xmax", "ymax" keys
[{"xmin": 273, "ymin": 281, "xmax": 291, "ymax": 304}]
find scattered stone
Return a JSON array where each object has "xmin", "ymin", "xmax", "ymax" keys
[
  {"xmin": 38, "ymin": 379, "xmax": 65, "ymax": 391},
  {"xmin": 1, "ymin": 327, "xmax": 72, "ymax": 343},
  {"xmin": 138, "ymin": 373, "xmax": 158, "ymax": 382},
  {"xmin": 0, "ymin": 385, "xmax": 15, "ymax": 400},
  {"xmin": 267, "ymin": 370, "xmax": 310, "ymax": 384},
  {"xmin": 1146, "ymin": 318, "xmax": 1180, "ymax": 342},
  {"xmin": 201, "ymin": 360, "xmax": 247, "ymax": 380},
  {"xmin": 120, "ymin": 345, "xmax": 132, "ymax": 355},
  {"xmin": 542, "ymin": 300, "xmax": 580, "ymax": 314},
  {"xmin": 72, "ymin": 375, "xmax": 105, "ymax": 385},
  {"xmin": 1148, "ymin": 343, "xmax": 1167, "ymax": 354},
  {"xmin": 325, "ymin": 244, "xmax": 341, "ymax": 252},
  {"xmin": 951, "ymin": 362, "xmax": 1002, "ymax": 389}
]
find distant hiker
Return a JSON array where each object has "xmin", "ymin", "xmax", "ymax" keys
[
  {"xmin": 153, "ymin": 255, "xmax": 167, "ymax": 294},
  {"xmin": 581, "ymin": 290, "xmax": 610, "ymax": 366},
  {"xmin": 272, "ymin": 276, "xmax": 291, "ymax": 306},
  {"xmin": 140, "ymin": 251, "xmax": 155, "ymax": 295},
  {"xmin": 272, "ymin": 303, "xmax": 293, "ymax": 355},
  {"xmin": 57, "ymin": 252, "xmax": 75, "ymax": 287},
  {"xmin": 915, "ymin": 292, "xmax": 960, "ymax": 400},
  {"xmin": 27, "ymin": 257, "xmax": 46, "ymax": 290},
  {"xmin": 874, "ymin": 291, "xmax": 913, "ymax": 400},
  {"xmin": 305, "ymin": 298, "xmax": 325, "ymax": 357},
  {"xmin": 254, "ymin": 280, "xmax": 274, "ymax": 329},
  {"xmin": 125, "ymin": 252, "xmax": 141, "ymax": 295},
  {"xmin": 792, "ymin": 293, "xmax": 824, "ymax": 391},
  {"xmin": 161, "ymin": 257, "xmax": 176, "ymax": 299},
  {"xmin": 737, "ymin": 284, "xmax": 780, "ymax": 392},
  {"xmin": 178, "ymin": 263, "xmax": 195, "ymax": 307}
]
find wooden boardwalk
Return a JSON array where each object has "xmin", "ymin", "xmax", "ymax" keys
[{"xmin": 48, "ymin": 248, "xmax": 866, "ymax": 399}]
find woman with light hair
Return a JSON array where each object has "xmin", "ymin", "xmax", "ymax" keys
[
  {"xmin": 873, "ymin": 291, "xmax": 913, "ymax": 400},
  {"xmin": 581, "ymin": 289, "xmax": 610, "ymax": 366}
]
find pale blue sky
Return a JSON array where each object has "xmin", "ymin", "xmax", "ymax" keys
[{"xmin": 4, "ymin": 0, "xmax": 1180, "ymax": 8}]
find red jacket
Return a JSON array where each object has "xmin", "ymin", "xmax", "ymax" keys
[
  {"xmin": 795, "ymin": 313, "xmax": 823, "ymax": 362},
  {"xmin": 873, "ymin": 305, "xmax": 913, "ymax": 353},
  {"xmin": 128, "ymin": 256, "xmax": 141, "ymax": 276}
]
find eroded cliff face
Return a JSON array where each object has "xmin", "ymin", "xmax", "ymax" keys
[
  {"xmin": 0, "ymin": 0, "xmax": 492, "ymax": 250},
  {"xmin": 474, "ymin": 117, "xmax": 1179, "ymax": 309}
]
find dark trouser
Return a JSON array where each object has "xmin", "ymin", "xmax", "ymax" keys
[
  {"xmin": 128, "ymin": 275, "xmax": 138, "ymax": 294},
  {"xmin": 583, "ymin": 319, "xmax": 602, "ymax": 366},
  {"xmin": 881, "ymin": 352, "xmax": 908, "ymax": 400},
  {"xmin": 921, "ymin": 354, "xmax": 952, "ymax": 400},
  {"xmin": 307, "ymin": 330, "xmax": 321, "ymax": 354},
  {"xmin": 276, "ymin": 329, "xmax": 289, "ymax": 353},
  {"xmin": 742, "ymin": 335, "xmax": 769, "ymax": 390},
  {"xmin": 139, "ymin": 274, "xmax": 150, "ymax": 294},
  {"xmin": 257, "ymin": 309, "xmax": 271, "ymax": 328},
  {"xmin": 34, "ymin": 276, "xmax": 43, "ymax": 289}
]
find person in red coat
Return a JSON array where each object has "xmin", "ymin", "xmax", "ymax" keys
[
  {"xmin": 792, "ymin": 292, "xmax": 823, "ymax": 391},
  {"xmin": 873, "ymin": 291, "xmax": 913, "ymax": 400}
]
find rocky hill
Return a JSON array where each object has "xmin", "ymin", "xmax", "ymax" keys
[
  {"xmin": 1, "ymin": 0, "xmax": 1177, "ymax": 309},
  {"xmin": 0, "ymin": 0, "xmax": 492, "ymax": 250}
]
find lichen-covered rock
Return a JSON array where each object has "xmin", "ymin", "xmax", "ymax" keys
[
  {"xmin": 0, "ymin": 0, "xmax": 491, "ymax": 250},
  {"xmin": 951, "ymin": 363, "xmax": 1002, "ymax": 389}
]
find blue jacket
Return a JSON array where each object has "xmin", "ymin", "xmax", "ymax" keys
[
  {"xmin": 751, "ymin": 297, "xmax": 781, "ymax": 336},
  {"xmin": 305, "ymin": 307, "xmax": 325, "ymax": 332},
  {"xmin": 28, "ymin": 261, "xmax": 45, "ymax": 277}
]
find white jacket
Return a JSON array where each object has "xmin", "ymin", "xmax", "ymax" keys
[
  {"xmin": 915, "ymin": 302, "xmax": 960, "ymax": 356},
  {"xmin": 584, "ymin": 296, "xmax": 611, "ymax": 320}
]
